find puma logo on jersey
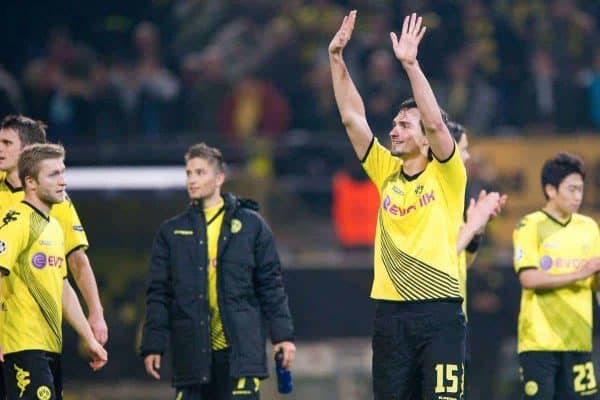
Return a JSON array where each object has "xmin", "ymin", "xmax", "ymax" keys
[{"xmin": 0, "ymin": 210, "xmax": 20, "ymax": 229}]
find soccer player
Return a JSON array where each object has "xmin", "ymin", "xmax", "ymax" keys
[
  {"xmin": 330, "ymin": 11, "xmax": 466, "ymax": 398},
  {"xmin": 513, "ymin": 152, "xmax": 600, "ymax": 399},
  {"xmin": 141, "ymin": 143, "xmax": 295, "ymax": 400},
  {"xmin": 0, "ymin": 116, "xmax": 107, "ymax": 343},
  {"xmin": 0, "ymin": 143, "xmax": 107, "ymax": 400}
]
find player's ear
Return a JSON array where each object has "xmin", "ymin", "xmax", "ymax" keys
[
  {"xmin": 544, "ymin": 184, "xmax": 556, "ymax": 199},
  {"xmin": 216, "ymin": 171, "xmax": 225, "ymax": 187},
  {"xmin": 24, "ymin": 175, "xmax": 36, "ymax": 189}
]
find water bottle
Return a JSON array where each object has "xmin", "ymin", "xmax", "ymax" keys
[{"xmin": 275, "ymin": 350, "xmax": 293, "ymax": 394}]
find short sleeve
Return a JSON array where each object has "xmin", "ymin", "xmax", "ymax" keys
[
  {"xmin": 513, "ymin": 216, "xmax": 540, "ymax": 273},
  {"xmin": 361, "ymin": 137, "xmax": 402, "ymax": 191},
  {"xmin": 50, "ymin": 195, "xmax": 89, "ymax": 256},
  {"xmin": 432, "ymin": 144, "xmax": 467, "ymax": 206}
]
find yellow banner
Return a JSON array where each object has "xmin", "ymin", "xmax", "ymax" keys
[{"xmin": 470, "ymin": 136, "xmax": 600, "ymax": 249}]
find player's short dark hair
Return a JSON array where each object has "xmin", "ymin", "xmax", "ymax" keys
[
  {"xmin": 447, "ymin": 121, "xmax": 466, "ymax": 143},
  {"xmin": 185, "ymin": 143, "xmax": 226, "ymax": 173},
  {"xmin": 0, "ymin": 115, "xmax": 47, "ymax": 147},
  {"xmin": 541, "ymin": 152, "xmax": 585, "ymax": 199},
  {"xmin": 18, "ymin": 143, "xmax": 65, "ymax": 184}
]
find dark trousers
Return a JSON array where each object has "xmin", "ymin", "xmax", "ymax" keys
[{"xmin": 175, "ymin": 349, "xmax": 260, "ymax": 400}]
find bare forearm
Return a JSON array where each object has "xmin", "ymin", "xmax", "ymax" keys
[
  {"xmin": 403, "ymin": 62, "xmax": 445, "ymax": 131},
  {"xmin": 330, "ymin": 54, "xmax": 368, "ymax": 123},
  {"xmin": 520, "ymin": 270, "xmax": 584, "ymax": 290},
  {"xmin": 68, "ymin": 250, "xmax": 103, "ymax": 316},
  {"xmin": 329, "ymin": 53, "xmax": 373, "ymax": 157},
  {"xmin": 457, "ymin": 224, "xmax": 479, "ymax": 255},
  {"xmin": 63, "ymin": 281, "xmax": 95, "ymax": 342}
]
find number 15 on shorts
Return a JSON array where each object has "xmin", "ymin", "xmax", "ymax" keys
[{"xmin": 435, "ymin": 363, "xmax": 464, "ymax": 398}]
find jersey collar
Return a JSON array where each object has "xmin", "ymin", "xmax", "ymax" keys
[
  {"xmin": 4, "ymin": 179, "xmax": 23, "ymax": 193},
  {"xmin": 21, "ymin": 200, "xmax": 50, "ymax": 221},
  {"xmin": 541, "ymin": 209, "xmax": 572, "ymax": 227}
]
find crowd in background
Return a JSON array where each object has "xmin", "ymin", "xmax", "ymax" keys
[{"xmin": 0, "ymin": 0, "xmax": 599, "ymax": 148}]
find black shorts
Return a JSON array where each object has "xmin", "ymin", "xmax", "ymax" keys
[
  {"xmin": 175, "ymin": 349, "xmax": 260, "ymax": 400},
  {"xmin": 372, "ymin": 300, "xmax": 466, "ymax": 400},
  {"xmin": 519, "ymin": 351, "xmax": 599, "ymax": 399},
  {"xmin": 0, "ymin": 362, "xmax": 6, "ymax": 400},
  {"xmin": 3, "ymin": 351, "xmax": 62, "ymax": 400}
]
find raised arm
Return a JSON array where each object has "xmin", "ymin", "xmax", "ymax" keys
[
  {"xmin": 328, "ymin": 10, "xmax": 374, "ymax": 159},
  {"xmin": 391, "ymin": 13, "xmax": 453, "ymax": 160}
]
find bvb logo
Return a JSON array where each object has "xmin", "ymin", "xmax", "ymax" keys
[
  {"xmin": 525, "ymin": 380, "xmax": 538, "ymax": 396},
  {"xmin": 37, "ymin": 385, "xmax": 51, "ymax": 400},
  {"xmin": 231, "ymin": 219, "xmax": 242, "ymax": 234}
]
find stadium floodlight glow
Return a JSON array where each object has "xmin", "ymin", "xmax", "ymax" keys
[{"xmin": 65, "ymin": 166, "xmax": 186, "ymax": 190}]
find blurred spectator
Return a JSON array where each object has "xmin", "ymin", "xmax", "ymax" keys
[
  {"xmin": 362, "ymin": 49, "xmax": 410, "ymax": 138},
  {"xmin": 90, "ymin": 61, "xmax": 126, "ymax": 139},
  {"xmin": 218, "ymin": 74, "xmax": 290, "ymax": 146},
  {"xmin": 177, "ymin": 51, "xmax": 229, "ymax": 139},
  {"xmin": 0, "ymin": 65, "xmax": 23, "ymax": 116},
  {"xmin": 48, "ymin": 46, "xmax": 95, "ymax": 141},
  {"xmin": 436, "ymin": 51, "xmax": 498, "ymax": 134},
  {"xmin": 544, "ymin": 0, "xmax": 596, "ymax": 75},
  {"xmin": 516, "ymin": 49, "xmax": 581, "ymax": 132},
  {"xmin": 294, "ymin": 56, "xmax": 341, "ymax": 132},
  {"xmin": 113, "ymin": 21, "xmax": 180, "ymax": 137}
]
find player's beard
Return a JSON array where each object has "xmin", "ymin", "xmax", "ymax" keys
[{"xmin": 39, "ymin": 189, "xmax": 64, "ymax": 206}]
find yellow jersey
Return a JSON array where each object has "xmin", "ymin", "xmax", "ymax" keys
[
  {"xmin": 0, "ymin": 202, "xmax": 66, "ymax": 354},
  {"xmin": 0, "ymin": 173, "xmax": 88, "ymax": 256},
  {"xmin": 206, "ymin": 200, "xmax": 228, "ymax": 350},
  {"xmin": 361, "ymin": 138, "xmax": 466, "ymax": 301},
  {"xmin": 513, "ymin": 210, "xmax": 600, "ymax": 353}
]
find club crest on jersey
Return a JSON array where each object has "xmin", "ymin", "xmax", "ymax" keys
[
  {"xmin": 414, "ymin": 184, "xmax": 424, "ymax": 195},
  {"xmin": 231, "ymin": 219, "xmax": 242, "ymax": 234},
  {"xmin": 0, "ymin": 240, "xmax": 6, "ymax": 254}
]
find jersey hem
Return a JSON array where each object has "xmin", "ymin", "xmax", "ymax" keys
[
  {"xmin": 370, "ymin": 296, "xmax": 462, "ymax": 304},
  {"xmin": 360, "ymin": 136, "xmax": 375, "ymax": 164},
  {"xmin": 432, "ymin": 141, "xmax": 456, "ymax": 164},
  {"xmin": 66, "ymin": 244, "xmax": 88, "ymax": 259}
]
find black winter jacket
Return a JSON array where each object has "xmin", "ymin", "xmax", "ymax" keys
[{"xmin": 140, "ymin": 193, "xmax": 294, "ymax": 387}]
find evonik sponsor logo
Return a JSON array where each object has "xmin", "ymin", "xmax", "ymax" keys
[{"xmin": 382, "ymin": 190, "xmax": 436, "ymax": 217}]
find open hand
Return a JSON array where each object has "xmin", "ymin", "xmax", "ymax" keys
[
  {"xmin": 328, "ymin": 10, "xmax": 357, "ymax": 56},
  {"xmin": 390, "ymin": 13, "xmax": 427, "ymax": 67}
]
